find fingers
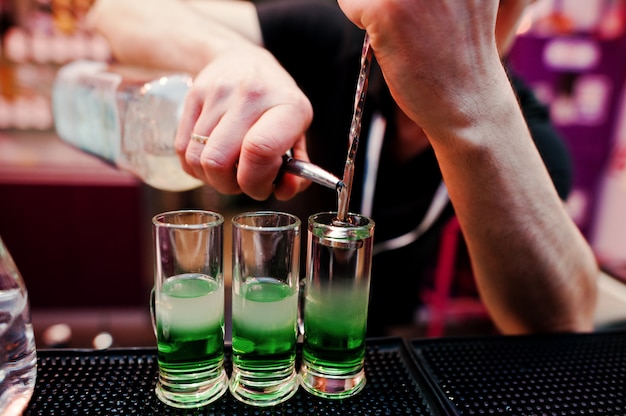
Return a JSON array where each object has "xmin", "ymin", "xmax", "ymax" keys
[
  {"xmin": 175, "ymin": 48, "xmax": 314, "ymax": 200},
  {"xmin": 197, "ymin": 96, "xmax": 262, "ymax": 195},
  {"xmin": 176, "ymin": 71, "xmax": 252, "ymax": 195},
  {"xmin": 177, "ymin": 89, "xmax": 313, "ymax": 199},
  {"xmin": 174, "ymin": 87, "xmax": 203, "ymax": 177},
  {"xmin": 237, "ymin": 103, "xmax": 313, "ymax": 200},
  {"xmin": 272, "ymin": 138, "xmax": 312, "ymax": 201}
]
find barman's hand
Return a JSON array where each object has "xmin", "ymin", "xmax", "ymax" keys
[
  {"xmin": 175, "ymin": 44, "xmax": 314, "ymax": 201},
  {"xmin": 336, "ymin": 0, "xmax": 502, "ymax": 136}
]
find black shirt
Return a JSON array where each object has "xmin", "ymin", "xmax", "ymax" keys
[{"xmin": 256, "ymin": 0, "xmax": 573, "ymax": 335}]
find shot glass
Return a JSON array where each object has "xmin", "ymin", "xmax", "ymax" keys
[
  {"xmin": 152, "ymin": 210, "xmax": 227, "ymax": 408},
  {"xmin": 299, "ymin": 212, "xmax": 375, "ymax": 399},
  {"xmin": 230, "ymin": 211, "xmax": 301, "ymax": 406}
]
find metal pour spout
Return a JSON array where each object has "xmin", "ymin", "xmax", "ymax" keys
[{"xmin": 280, "ymin": 153, "xmax": 344, "ymax": 191}]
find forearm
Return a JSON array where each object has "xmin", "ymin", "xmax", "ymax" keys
[
  {"xmin": 183, "ymin": 0, "xmax": 263, "ymax": 44},
  {"xmin": 430, "ymin": 74, "xmax": 598, "ymax": 334},
  {"xmin": 86, "ymin": 0, "xmax": 262, "ymax": 73},
  {"xmin": 337, "ymin": 0, "xmax": 599, "ymax": 334}
]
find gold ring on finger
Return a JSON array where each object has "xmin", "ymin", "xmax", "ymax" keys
[{"xmin": 190, "ymin": 133, "xmax": 209, "ymax": 145}]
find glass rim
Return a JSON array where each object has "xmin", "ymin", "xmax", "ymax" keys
[
  {"xmin": 232, "ymin": 210, "xmax": 300, "ymax": 232},
  {"xmin": 308, "ymin": 212, "xmax": 374, "ymax": 241},
  {"xmin": 152, "ymin": 209, "xmax": 224, "ymax": 229},
  {"xmin": 309, "ymin": 212, "xmax": 374, "ymax": 228}
]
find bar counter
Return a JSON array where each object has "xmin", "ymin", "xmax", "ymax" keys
[{"xmin": 24, "ymin": 330, "xmax": 626, "ymax": 415}]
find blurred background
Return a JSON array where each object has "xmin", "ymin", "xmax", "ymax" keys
[{"xmin": 1, "ymin": 0, "xmax": 626, "ymax": 349}]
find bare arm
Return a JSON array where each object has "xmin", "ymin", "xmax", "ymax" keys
[
  {"xmin": 87, "ymin": 0, "xmax": 314, "ymax": 200},
  {"xmin": 87, "ymin": 0, "xmax": 262, "ymax": 72},
  {"xmin": 338, "ymin": 0, "xmax": 598, "ymax": 333}
]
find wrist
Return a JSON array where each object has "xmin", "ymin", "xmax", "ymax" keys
[{"xmin": 419, "ymin": 64, "xmax": 519, "ymax": 146}]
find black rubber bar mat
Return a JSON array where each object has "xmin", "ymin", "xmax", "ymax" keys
[
  {"xmin": 25, "ymin": 337, "xmax": 452, "ymax": 415},
  {"xmin": 410, "ymin": 330, "xmax": 626, "ymax": 415}
]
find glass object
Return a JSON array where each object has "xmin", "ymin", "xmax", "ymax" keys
[
  {"xmin": 52, "ymin": 60, "xmax": 202, "ymax": 191},
  {"xmin": 152, "ymin": 210, "xmax": 227, "ymax": 408},
  {"xmin": 300, "ymin": 212, "xmax": 375, "ymax": 399},
  {"xmin": 0, "ymin": 236, "xmax": 37, "ymax": 415},
  {"xmin": 230, "ymin": 211, "xmax": 300, "ymax": 406}
]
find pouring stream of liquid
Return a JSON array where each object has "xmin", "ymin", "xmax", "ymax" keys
[{"xmin": 336, "ymin": 33, "xmax": 373, "ymax": 224}]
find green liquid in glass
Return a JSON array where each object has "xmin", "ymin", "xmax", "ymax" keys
[
  {"xmin": 232, "ymin": 278, "xmax": 298, "ymax": 369},
  {"xmin": 302, "ymin": 282, "xmax": 369, "ymax": 372},
  {"xmin": 229, "ymin": 278, "xmax": 299, "ymax": 406},
  {"xmin": 156, "ymin": 273, "xmax": 224, "ymax": 371}
]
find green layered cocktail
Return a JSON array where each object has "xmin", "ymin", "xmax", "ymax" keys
[
  {"xmin": 155, "ymin": 273, "xmax": 227, "ymax": 407},
  {"xmin": 232, "ymin": 278, "xmax": 298, "ymax": 365},
  {"xmin": 229, "ymin": 211, "xmax": 301, "ymax": 407},
  {"xmin": 302, "ymin": 281, "xmax": 369, "ymax": 373},
  {"xmin": 300, "ymin": 212, "xmax": 374, "ymax": 399},
  {"xmin": 230, "ymin": 278, "xmax": 298, "ymax": 405}
]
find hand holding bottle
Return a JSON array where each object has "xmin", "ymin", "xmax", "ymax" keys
[
  {"xmin": 175, "ymin": 41, "xmax": 315, "ymax": 201},
  {"xmin": 87, "ymin": 0, "xmax": 317, "ymax": 200}
]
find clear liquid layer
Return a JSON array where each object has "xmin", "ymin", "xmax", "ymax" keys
[{"xmin": 142, "ymin": 154, "xmax": 203, "ymax": 191}]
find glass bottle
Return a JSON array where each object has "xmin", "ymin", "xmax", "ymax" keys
[
  {"xmin": 0, "ymin": 236, "xmax": 37, "ymax": 415},
  {"xmin": 52, "ymin": 59, "xmax": 203, "ymax": 192}
]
